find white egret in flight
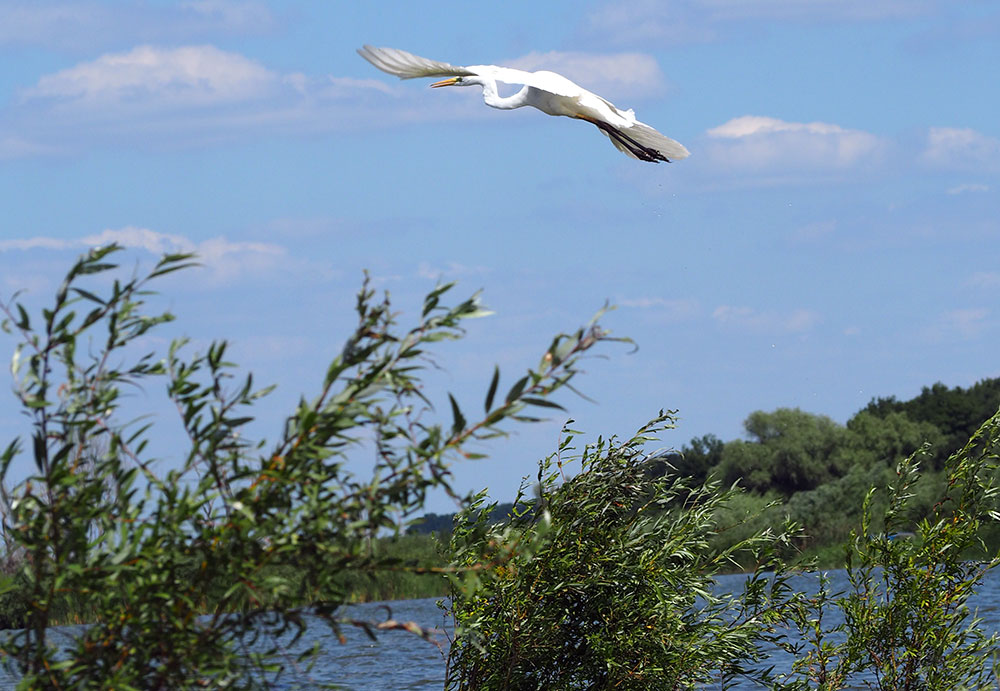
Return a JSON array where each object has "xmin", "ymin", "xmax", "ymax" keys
[{"xmin": 357, "ymin": 45, "xmax": 689, "ymax": 163}]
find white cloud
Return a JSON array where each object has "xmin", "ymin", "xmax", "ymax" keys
[
  {"xmin": 704, "ymin": 115, "xmax": 883, "ymax": 171},
  {"xmin": 712, "ymin": 304, "xmax": 819, "ymax": 332},
  {"xmin": 696, "ymin": 0, "xmax": 934, "ymax": 22},
  {"xmin": 24, "ymin": 45, "xmax": 279, "ymax": 107},
  {"xmin": 0, "ymin": 2, "xmax": 273, "ymax": 49},
  {"xmin": 505, "ymin": 51, "xmax": 665, "ymax": 99},
  {"xmin": 619, "ymin": 297, "xmax": 700, "ymax": 322},
  {"xmin": 5, "ymin": 44, "xmax": 409, "ymax": 152},
  {"xmin": 922, "ymin": 127, "xmax": 1000, "ymax": 172},
  {"xmin": 966, "ymin": 271, "xmax": 1000, "ymax": 290},
  {"xmin": 0, "ymin": 134, "xmax": 58, "ymax": 159},
  {"xmin": 1, "ymin": 227, "xmax": 288, "ymax": 284},
  {"xmin": 324, "ymin": 76, "xmax": 395, "ymax": 96},
  {"xmin": 81, "ymin": 227, "xmax": 195, "ymax": 254},
  {"xmin": 582, "ymin": 0, "xmax": 937, "ymax": 46},
  {"xmin": 946, "ymin": 183, "xmax": 990, "ymax": 195},
  {"xmin": 416, "ymin": 261, "xmax": 490, "ymax": 280},
  {"xmin": 583, "ymin": 1, "xmax": 717, "ymax": 46},
  {"xmin": 179, "ymin": 0, "xmax": 272, "ymax": 30},
  {"xmin": 934, "ymin": 307, "xmax": 989, "ymax": 340}
]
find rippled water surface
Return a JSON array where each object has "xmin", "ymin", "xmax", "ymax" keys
[{"xmin": 2, "ymin": 568, "xmax": 999, "ymax": 689}]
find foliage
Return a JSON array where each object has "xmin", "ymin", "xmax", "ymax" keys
[
  {"xmin": 445, "ymin": 414, "xmax": 804, "ymax": 690},
  {"xmin": 704, "ymin": 406, "xmax": 960, "ymax": 559},
  {"xmin": 0, "ymin": 245, "xmax": 625, "ymax": 689},
  {"xmin": 414, "ymin": 380, "xmax": 1000, "ymax": 566},
  {"xmin": 716, "ymin": 409, "xmax": 848, "ymax": 496},
  {"xmin": 406, "ymin": 502, "xmax": 517, "ymax": 537},
  {"xmin": 863, "ymin": 379, "xmax": 1000, "ymax": 469},
  {"xmin": 647, "ymin": 433, "xmax": 723, "ymax": 487},
  {"xmin": 776, "ymin": 406, "xmax": 1000, "ymax": 690},
  {"xmin": 331, "ymin": 533, "xmax": 449, "ymax": 602}
]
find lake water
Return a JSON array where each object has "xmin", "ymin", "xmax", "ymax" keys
[{"xmin": 2, "ymin": 568, "xmax": 998, "ymax": 689}]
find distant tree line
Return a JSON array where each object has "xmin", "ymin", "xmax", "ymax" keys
[{"xmin": 411, "ymin": 377, "xmax": 1000, "ymax": 562}]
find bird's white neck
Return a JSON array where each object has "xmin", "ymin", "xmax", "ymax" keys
[{"xmin": 477, "ymin": 79, "xmax": 528, "ymax": 110}]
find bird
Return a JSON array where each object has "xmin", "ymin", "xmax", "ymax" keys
[{"xmin": 357, "ymin": 45, "xmax": 689, "ymax": 164}]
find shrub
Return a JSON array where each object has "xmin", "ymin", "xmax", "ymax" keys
[
  {"xmin": 445, "ymin": 415, "xmax": 803, "ymax": 690},
  {"xmin": 777, "ymin": 407, "xmax": 1000, "ymax": 690},
  {"xmin": 0, "ymin": 245, "xmax": 623, "ymax": 688}
]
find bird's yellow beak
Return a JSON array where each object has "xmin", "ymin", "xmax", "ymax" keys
[{"xmin": 430, "ymin": 77, "xmax": 461, "ymax": 88}]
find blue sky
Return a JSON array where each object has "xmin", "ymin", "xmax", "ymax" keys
[{"xmin": 1, "ymin": 1, "xmax": 998, "ymax": 513}]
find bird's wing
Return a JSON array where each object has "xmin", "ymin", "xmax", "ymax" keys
[
  {"xmin": 358, "ymin": 46, "xmax": 584, "ymax": 99},
  {"xmin": 357, "ymin": 45, "xmax": 477, "ymax": 80},
  {"xmin": 479, "ymin": 68, "xmax": 583, "ymax": 98}
]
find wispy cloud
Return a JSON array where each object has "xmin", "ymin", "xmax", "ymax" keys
[
  {"xmin": 702, "ymin": 115, "xmax": 883, "ymax": 174},
  {"xmin": 946, "ymin": 183, "xmax": 990, "ymax": 195},
  {"xmin": 582, "ymin": 0, "xmax": 938, "ymax": 46},
  {"xmin": 925, "ymin": 307, "xmax": 990, "ymax": 341},
  {"xmin": 416, "ymin": 261, "xmax": 491, "ymax": 281},
  {"xmin": 966, "ymin": 271, "xmax": 1000, "ymax": 290},
  {"xmin": 505, "ymin": 51, "xmax": 666, "ymax": 99},
  {"xmin": 619, "ymin": 297, "xmax": 700, "ymax": 322},
  {"xmin": 179, "ymin": 0, "xmax": 272, "ymax": 31},
  {"xmin": 696, "ymin": 0, "xmax": 935, "ymax": 22},
  {"xmin": 0, "ymin": 227, "xmax": 290, "ymax": 284},
  {"xmin": 24, "ymin": 45, "xmax": 280, "ymax": 107},
  {"xmin": 4, "ymin": 44, "xmax": 401, "ymax": 153},
  {"xmin": 0, "ymin": 1, "xmax": 273, "ymax": 50},
  {"xmin": 582, "ymin": 0, "xmax": 717, "ymax": 46},
  {"xmin": 922, "ymin": 127, "xmax": 1000, "ymax": 172},
  {"xmin": 904, "ymin": 8, "xmax": 1000, "ymax": 51},
  {"xmin": 712, "ymin": 304, "xmax": 819, "ymax": 333}
]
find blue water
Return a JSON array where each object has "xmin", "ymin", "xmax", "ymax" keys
[{"xmin": 2, "ymin": 568, "xmax": 998, "ymax": 689}]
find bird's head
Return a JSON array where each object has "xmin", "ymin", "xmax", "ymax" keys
[{"xmin": 430, "ymin": 76, "xmax": 473, "ymax": 88}]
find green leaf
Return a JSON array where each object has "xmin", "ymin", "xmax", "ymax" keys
[
  {"xmin": 15, "ymin": 304, "xmax": 30, "ymax": 330},
  {"xmin": 520, "ymin": 397, "xmax": 565, "ymax": 411},
  {"xmin": 449, "ymin": 393, "xmax": 466, "ymax": 436},
  {"xmin": 505, "ymin": 375, "xmax": 529, "ymax": 405},
  {"xmin": 484, "ymin": 366, "xmax": 499, "ymax": 413},
  {"xmin": 76, "ymin": 262, "xmax": 118, "ymax": 276}
]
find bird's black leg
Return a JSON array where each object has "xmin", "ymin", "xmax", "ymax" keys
[{"xmin": 582, "ymin": 117, "xmax": 670, "ymax": 163}]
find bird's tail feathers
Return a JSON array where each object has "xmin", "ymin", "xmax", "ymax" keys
[
  {"xmin": 628, "ymin": 122, "xmax": 690, "ymax": 161},
  {"xmin": 597, "ymin": 122, "xmax": 690, "ymax": 163}
]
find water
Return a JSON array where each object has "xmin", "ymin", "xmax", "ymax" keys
[{"xmin": 2, "ymin": 569, "xmax": 999, "ymax": 689}]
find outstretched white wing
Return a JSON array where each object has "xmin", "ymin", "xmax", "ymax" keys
[
  {"xmin": 357, "ymin": 45, "xmax": 476, "ymax": 80},
  {"xmin": 358, "ymin": 45, "xmax": 580, "ymax": 99}
]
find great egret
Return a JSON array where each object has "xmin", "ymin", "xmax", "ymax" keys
[{"xmin": 357, "ymin": 45, "xmax": 689, "ymax": 163}]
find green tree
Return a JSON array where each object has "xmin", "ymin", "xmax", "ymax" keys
[
  {"xmin": 647, "ymin": 433, "xmax": 723, "ymax": 486},
  {"xmin": 0, "ymin": 245, "xmax": 624, "ymax": 689},
  {"xmin": 841, "ymin": 410, "xmax": 944, "ymax": 470},
  {"xmin": 445, "ymin": 415, "xmax": 803, "ymax": 690},
  {"xmin": 863, "ymin": 379, "xmax": 1000, "ymax": 468},
  {"xmin": 783, "ymin": 412, "xmax": 947, "ymax": 554},
  {"xmin": 716, "ymin": 409, "xmax": 847, "ymax": 496}
]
